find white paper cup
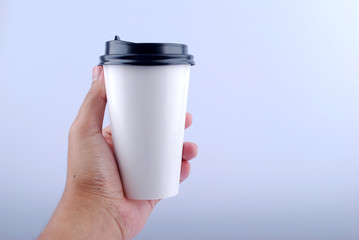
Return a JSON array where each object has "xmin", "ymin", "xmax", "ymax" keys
[{"xmin": 99, "ymin": 36, "xmax": 194, "ymax": 199}]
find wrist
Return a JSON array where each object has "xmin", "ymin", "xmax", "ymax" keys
[{"xmin": 38, "ymin": 186, "xmax": 124, "ymax": 240}]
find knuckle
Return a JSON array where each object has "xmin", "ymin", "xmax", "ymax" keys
[
  {"xmin": 69, "ymin": 119, "xmax": 99, "ymax": 139},
  {"xmin": 68, "ymin": 122, "xmax": 80, "ymax": 139}
]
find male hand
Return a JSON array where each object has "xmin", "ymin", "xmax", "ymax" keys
[{"xmin": 38, "ymin": 66, "xmax": 198, "ymax": 240}]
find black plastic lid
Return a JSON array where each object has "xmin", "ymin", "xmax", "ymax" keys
[{"xmin": 99, "ymin": 36, "xmax": 195, "ymax": 66}]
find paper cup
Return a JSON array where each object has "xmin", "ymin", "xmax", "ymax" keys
[{"xmin": 99, "ymin": 36, "xmax": 194, "ymax": 199}]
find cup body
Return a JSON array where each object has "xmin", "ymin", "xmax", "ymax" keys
[{"xmin": 103, "ymin": 64, "xmax": 190, "ymax": 200}]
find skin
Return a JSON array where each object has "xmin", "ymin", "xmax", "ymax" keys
[{"xmin": 38, "ymin": 66, "xmax": 198, "ymax": 240}]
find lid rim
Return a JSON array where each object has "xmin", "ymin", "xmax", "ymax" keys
[{"xmin": 99, "ymin": 56, "xmax": 195, "ymax": 66}]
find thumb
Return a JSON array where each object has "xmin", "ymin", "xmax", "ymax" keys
[{"xmin": 72, "ymin": 66, "xmax": 107, "ymax": 135}]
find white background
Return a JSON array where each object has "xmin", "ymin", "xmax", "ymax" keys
[{"xmin": 0, "ymin": 0, "xmax": 358, "ymax": 239}]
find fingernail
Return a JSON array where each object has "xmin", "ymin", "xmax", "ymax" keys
[{"xmin": 92, "ymin": 66, "xmax": 101, "ymax": 82}]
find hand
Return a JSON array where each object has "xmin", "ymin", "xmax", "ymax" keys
[{"xmin": 38, "ymin": 66, "xmax": 198, "ymax": 240}]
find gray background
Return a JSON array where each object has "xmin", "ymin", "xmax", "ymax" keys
[{"xmin": 1, "ymin": 0, "xmax": 358, "ymax": 239}]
